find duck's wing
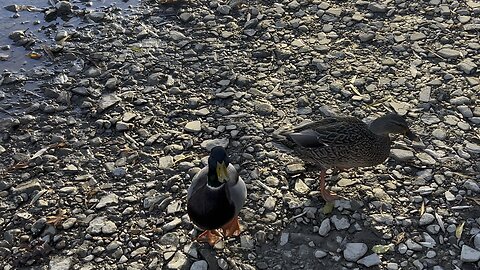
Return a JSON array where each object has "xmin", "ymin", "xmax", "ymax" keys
[
  {"xmin": 187, "ymin": 166, "xmax": 208, "ymax": 200},
  {"xmin": 225, "ymin": 164, "xmax": 247, "ymax": 216},
  {"xmin": 286, "ymin": 117, "xmax": 369, "ymax": 148}
]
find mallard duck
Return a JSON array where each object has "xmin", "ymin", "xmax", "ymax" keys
[
  {"xmin": 275, "ymin": 113, "xmax": 419, "ymax": 202},
  {"xmin": 187, "ymin": 146, "xmax": 247, "ymax": 245}
]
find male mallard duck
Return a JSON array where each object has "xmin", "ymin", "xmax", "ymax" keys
[
  {"xmin": 187, "ymin": 146, "xmax": 247, "ymax": 245},
  {"xmin": 275, "ymin": 113, "xmax": 419, "ymax": 202}
]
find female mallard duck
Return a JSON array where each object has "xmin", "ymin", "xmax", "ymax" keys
[
  {"xmin": 187, "ymin": 146, "xmax": 247, "ymax": 245},
  {"xmin": 275, "ymin": 113, "xmax": 418, "ymax": 202}
]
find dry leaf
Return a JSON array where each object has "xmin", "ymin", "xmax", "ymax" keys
[
  {"xmin": 455, "ymin": 221, "xmax": 465, "ymax": 240},
  {"xmin": 46, "ymin": 209, "xmax": 68, "ymax": 227},
  {"xmin": 31, "ymin": 147, "xmax": 49, "ymax": 160},
  {"xmin": 393, "ymin": 231, "xmax": 406, "ymax": 244}
]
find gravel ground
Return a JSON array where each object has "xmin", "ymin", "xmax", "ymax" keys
[{"xmin": 1, "ymin": 0, "xmax": 480, "ymax": 269}]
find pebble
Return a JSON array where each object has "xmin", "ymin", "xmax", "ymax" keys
[
  {"xmin": 460, "ymin": 245, "xmax": 480, "ymax": 262},
  {"xmin": 390, "ymin": 149, "xmax": 414, "ymax": 161},
  {"xmin": 419, "ymin": 213, "xmax": 435, "ymax": 226},
  {"xmin": 318, "ymin": 218, "xmax": 331, "ymax": 236},
  {"xmin": 343, "ymin": 243, "xmax": 367, "ymax": 261},
  {"xmin": 167, "ymin": 251, "xmax": 188, "ymax": 269},
  {"xmin": 86, "ymin": 217, "xmax": 117, "ymax": 235},
  {"xmin": 49, "ymin": 256, "xmax": 72, "ymax": 270},
  {"xmin": 185, "ymin": 120, "xmax": 201, "ymax": 133},
  {"xmin": 314, "ymin": 250, "xmax": 327, "ymax": 258},
  {"xmin": 437, "ymin": 48, "xmax": 462, "ymax": 58},
  {"xmin": 357, "ymin": 253, "xmax": 381, "ymax": 267},
  {"xmin": 96, "ymin": 193, "xmax": 119, "ymax": 209},
  {"xmin": 190, "ymin": 260, "xmax": 208, "ymax": 270},
  {"xmin": 294, "ymin": 179, "xmax": 310, "ymax": 194},
  {"xmin": 254, "ymin": 101, "xmax": 274, "ymax": 115}
]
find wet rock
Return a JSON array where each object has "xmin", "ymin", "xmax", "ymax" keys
[
  {"xmin": 344, "ymin": 243, "xmax": 367, "ymax": 261},
  {"xmin": 55, "ymin": 1, "xmax": 72, "ymax": 15}
]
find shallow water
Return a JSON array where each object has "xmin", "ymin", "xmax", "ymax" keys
[
  {"xmin": 0, "ymin": 0, "xmax": 140, "ymax": 71},
  {"xmin": 0, "ymin": 0, "xmax": 140, "ymax": 119}
]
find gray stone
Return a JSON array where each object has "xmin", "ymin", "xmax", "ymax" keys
[
  {"xmin": 464, "ymin": 180, "xmax": 480, "ymax": 193},
  {"xmin": 390, "ymin": 149, "xmax": 414, "ymax": 162},
  {"xmin": 368, "ymin": 3, "xmax": 387, "ymax": 12},
  {"xmin": 318, "ymin": 218, "xmax": 331, "ymax": 236},
  {"xmin": 280, "ymin": 232, "xmax": 289, "ymax": 246},
  {"xmin": 98, "ymin": 94, "xmax": 121, "ymax": 112},
  {"xmin": 87, "ymin": 216, "xmax": 117, "ymax": 235},
  {"xmin": 167, "ymin": 251, "xmax": 188, "ymax": 269},
  {"xmin": 190, "ymin": 260, "xmax": 208, "ymax": 270},
  {"xmin": 406, "ymin": 239, "xmax": 423, "ymax": 251},
  {"xmin": 419, "ymin": 87, "xmax": 431, "ymax": 102},
  {"xmin": 254, "ymin": 102, "xmax": 274, "ymax": 115},
  {"xmin": 474, "ymin": 234, "xmax": 480, "ymax": 250},
  {"xmin": 185, "ymin": 120, "xmax": 201, "ymax": 133},
  {"xmin": 159, "ymin": 156, "xmax": 174, "ymax": 169},
  {"xmin": 410, "ymin": 32, "xmax": 426, "ymax": 41},
  {"xmin": 314, "ymin": 250, "xmax": 327, "ymax": 258},
  {"xmin": 217, "ymin": 5, "xmax": 231, "ymax": 15},
  {"xmin": 200, "ymin": 138, "xmax": 229, "ymax": 151},
  {"xmin": 458, "ymin": 59, "xmax": 477, "ymax": 74},
  {"xmin": 419, "ymin": 213, "xmax": 435, "ymax": 226},
  {"xmin": 437, "ymin": 48, "xmax": 462, "ymax": 58},
  {"xmin": 287, "ymin": 164, "xmax": 305, "ymax": 174},
  {"xmin": 96, "ymin": 193, "xmax": 119, "ymax": 209},
  {"xmin": 240, "ymin": 235, "xmax": 255, "ymax": 249},
  {"xmin": 49, "ymin": 256, "xmax": 72, "ymax": 270},
  {"xmin": 343, "ymin": 243, "xmax": 368, "ymax": 261},
  {"xmin": 331, "ymin": 215, "xmax": 350, "ymax": 230},
  {"xmin": 357, "ymin": 253, "xmax": 381, "ymax": 267},
  {"xmin": 460, "ymin": 245, "xmax": 480, "ymax": 262},
  {"xmin": 13, "ymin": 180, "xmax": 41, "ymax": 195},
  {"xmin": 466, "ymin": 142, "xmax": 480, "ymax": 154}
]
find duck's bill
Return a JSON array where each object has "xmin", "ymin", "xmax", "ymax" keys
[
  {"xmin": 406, "ymin": 129, "xmax": 420, "ymax": 142},
  {"xmin": 216, "ymin": 162, "xmax": 229, "ymax": 182}
]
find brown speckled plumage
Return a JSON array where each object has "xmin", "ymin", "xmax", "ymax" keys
[{"xmin": 275, "ymin": 113, "xmax": 418, "ymax": 201}]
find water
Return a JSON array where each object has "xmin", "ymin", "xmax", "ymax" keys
[
  {"xmin": 0, "ymin": 0, "xmax": 140, "ymax": 119},
  {"xmin": 0, "ymin": 0, "xmax": 140, "ymax": 71}
]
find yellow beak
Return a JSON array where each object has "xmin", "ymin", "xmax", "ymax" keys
[{"xmin": 216, "ymin": 161, "xmax": 229, "ymax": 182}]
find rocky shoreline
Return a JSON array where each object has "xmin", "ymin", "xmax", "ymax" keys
[{"xmin": 0, "ymin": 0, "xmax": 479, "ymax": 269}]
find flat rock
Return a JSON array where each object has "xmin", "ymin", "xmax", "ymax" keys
[
  {"xmin": 98, "ymin": 94, "xmax": 121, "ymax": 112},
  {"xmin": 96, "ymin": 193, "xmax": 119, "ymax": 209},
  {"xmin": 13, "ymin": 180, "xmax": 41, "ymax": 195},
  {"xmin": 185, "ymin": 120, "xmax": 201, "ymax": 133},
  {"xmin": 254, "ymin": 101, "xmax": 274, "ymax": 115},
  {"xmin": 419, "ymin": 213, "xmax": 435, "ymax": 226},
  {"xmin": 390, "ymin": 149, "xmax": 414, "ymax": 162},
  {"xmin": 357, "ymin": 253, "xmax": 381, "ymax": 267},
  {"xmin": 460, "ymin": 245, "xmax": 480, "ymax": 262},
  {"xmin": 437, "ymin": 48, "xmax": 462, "ymax": 58},
  {"xmin": 331, "ymin": 215, "xmax": 350, "ymax": 230},
  {"xmin": 200, "ymin": 138, "xmax": 229, "ymax": 150},
  {"xmin": 344, "ymin": 243, "xmax": 368, "ymax": 261},
  {"xmin": 318, "ymin": 218, "xmax": 331, "ymax": 236},
  {"xmin": 167, "ymin": 251, "xmax": 188, "ymax": 269},
  {"xmin": 49, "ymin": 256, "xmax": 72, "ymax": 270},
  {"xmin": 190, "ymin": 260, "xmax": 208, "ymax": 270},
  {"xmin": 86, "ymin": 216, "xmax": 117, "ymax": 235}
]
